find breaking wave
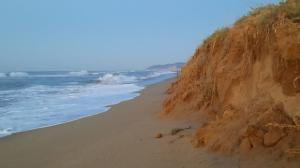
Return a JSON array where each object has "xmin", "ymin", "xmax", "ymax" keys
[
  {"xmin": 9, "ymin": 72, "xmax": 29, "ymax": 77},
  {"xmin": 69, "ymin": 70, "xmax": 89, "ymax": 76},
  {"xmin": 97, "ymin": 74, "xmax": 138, "ymax": 84}
]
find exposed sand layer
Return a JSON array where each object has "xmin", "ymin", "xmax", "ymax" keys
[{"xmin": 163, "ymin": 0, "xmax": 300, "ymax": 160}]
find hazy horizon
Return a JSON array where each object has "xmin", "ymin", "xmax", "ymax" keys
[{"xmin": 0, "ymin": 0, "xmax": 279, "ymax": 72}]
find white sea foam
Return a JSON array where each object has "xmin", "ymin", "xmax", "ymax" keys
[
  {"xmin": 0, "ymin": 128, "xmax": 13, "ymax": 137},
  {"xmin": 0, "ymin": 82, "xmax": 143, "ymax": 138},
  {"xmin": 9, "ymin": 72, "xmax": 29, "ymax": 77},
  {"xmin": 69, "ymin": 70, "xmax": 89, "ymax": 76},
  {"xmin": 0, "ymin": 73, "xmax": 7, "ymax": 78},
  {"xmin": 97, "ymin": 73, "xmax": 138, "ymax": 84},
  {"xmin": 91, "ymin": 72, "xmax": 100, "ymax": 75},
  {"xmin": 31, "ymin": 74, "xmax": 70, "ymax": 78}
]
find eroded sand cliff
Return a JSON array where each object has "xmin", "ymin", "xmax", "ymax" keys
[{"xmin": 163, "ymin": 0, "xmax": 300, "ymax": 158}]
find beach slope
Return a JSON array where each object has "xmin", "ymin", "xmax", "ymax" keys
[{"xmin": 0, "ymin": 80, "xmax": 235, "ymax": 168}]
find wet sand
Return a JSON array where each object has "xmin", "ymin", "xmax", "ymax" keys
[{"xmin": 0, "ymin": 80, "xmax": 288, "ymax": 168}]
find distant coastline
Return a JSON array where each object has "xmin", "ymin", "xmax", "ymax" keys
[{"xmin": 147, "ymin": 62, "xmax": 184, "ymax": 72}]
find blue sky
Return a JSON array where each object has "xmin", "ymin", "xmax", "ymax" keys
[{"xmin": 0, "ymin": 0, "xmax": 279, "ymax": 71}]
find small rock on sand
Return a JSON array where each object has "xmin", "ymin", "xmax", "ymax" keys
[
  {"xmin": 170, "ymin": 126, "xmax": 192, "ymax": 136},
  {"xmin": 240, "ymin": 138, "xmax": 252, "ymax": 153},
  {"xmin": 155, "ymin": 133, "xmax": 163, "ymax": 139}
]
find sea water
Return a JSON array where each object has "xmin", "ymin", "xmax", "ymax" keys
[{"xmin": 0, "ymin": 70, "xmax": 176, "ymax": 137}]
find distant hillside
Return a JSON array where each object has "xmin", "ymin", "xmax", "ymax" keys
[
  {"xmin": 163, "ymin": 0, "xmax": 300, "ymax": 159},
  {"xmin": 147, "ymin": 63, "xmax": 184, "ymax": 71}
]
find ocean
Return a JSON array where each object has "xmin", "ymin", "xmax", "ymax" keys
[{"xmin": 0, "ymin": 70, "xmax": 176, "ymax": 137}]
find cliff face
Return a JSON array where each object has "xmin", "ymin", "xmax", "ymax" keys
[{"xmin": 163, "ymin": 0, "xmax": 300, "ymax": 155}]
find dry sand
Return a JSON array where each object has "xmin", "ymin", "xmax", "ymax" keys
[{"xmin": 0, "ymin": 80, "xmax": 294, "ymax": 168}]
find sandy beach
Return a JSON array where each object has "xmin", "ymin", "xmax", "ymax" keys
[
  {"xmin": 0, "ymin": 80, "xmax": 297, "ymax": 168},
  {"xmin": 0, "ymin": 80, "xmax": 228, "ymax": 168},
  {"xmin": 1, "ymin": 1, "xmax": 299, "ymax": 167}
]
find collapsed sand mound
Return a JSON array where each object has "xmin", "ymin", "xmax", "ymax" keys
[{"xmin": 163, "ymin": 0, "xmax": 300, "ymax": 156}]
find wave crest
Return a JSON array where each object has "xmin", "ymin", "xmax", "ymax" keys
[
  {"xmin": 97, "ymin": 73, "xmax": 137, "ymax": 84},
  {"xmin": 9, "ymin": 72, "xmax": 29, "ymax": 77},
  {"xmin": 69, "ymin": 70, "xmax": 89, "ymax": 76}
]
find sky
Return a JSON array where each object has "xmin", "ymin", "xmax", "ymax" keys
[{"xmin": 0, "ymin": 0, "xmax": 280, "ymax": 72}]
